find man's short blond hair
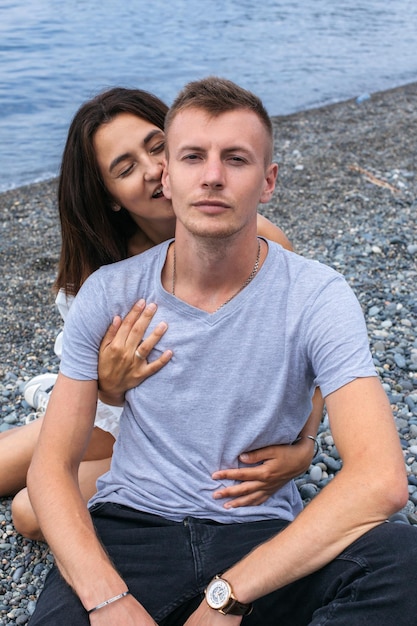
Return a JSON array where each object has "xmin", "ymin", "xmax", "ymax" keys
[{"xmin": 165, "ymin": 76, "xmax": 274, "ymax": 163}]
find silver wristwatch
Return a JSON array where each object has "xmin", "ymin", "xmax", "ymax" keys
[{"xmin": 205, "ymin": 575, "xmax": 253, "ymax": 616}]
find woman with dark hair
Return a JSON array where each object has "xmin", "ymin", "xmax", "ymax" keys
[
  {"xmin": 56, "ymin": 87, "xmax": 169, "ymax": 295},
  {"xmin": 4, "ymin": 87, "xmax": 322, "ymax": 540}
]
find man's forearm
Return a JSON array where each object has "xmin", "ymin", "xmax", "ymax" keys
[
  {"xmin": 28, "ymin": 457, "xmax": 127, "ymax": 610},
  {"xmin": 27, "ymin": 375, "xmax": 127, "ymax": 612},
  {"xmin": 223, "ymin": 460, "xmax": 406, "ymax": 604}
]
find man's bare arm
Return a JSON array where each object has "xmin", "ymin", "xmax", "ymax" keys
[{"xmin": 27, "ymin": 374, "xmax": 157, "ymax": 624}]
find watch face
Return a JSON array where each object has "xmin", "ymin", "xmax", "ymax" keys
[{"xmin": 206, "ymin": 579, "xmax": 231, "ymax": 609}]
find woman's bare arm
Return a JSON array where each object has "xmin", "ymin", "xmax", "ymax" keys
[{"xmin": 256, "ymin": 213, "xmax": 293, "ymax": 251}]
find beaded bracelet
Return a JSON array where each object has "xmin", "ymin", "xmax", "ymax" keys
[{"xmin": 87, "ymin": 590, "xmax": 130, "ymax": 615}]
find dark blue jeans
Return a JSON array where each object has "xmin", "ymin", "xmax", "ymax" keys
[{"xmin": 30, "ymin": 503, "xmax": 417, "ymax": 625}]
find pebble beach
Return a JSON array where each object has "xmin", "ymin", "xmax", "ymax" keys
[{"xmin": 1, "ymin": 81, "xmax": 417, "ymax": 624}]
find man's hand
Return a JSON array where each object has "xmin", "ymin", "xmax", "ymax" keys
[
  {"xmin": 98, "ymin": 299, "xmax": 172, "ymax": 405},
  {"xmin": 212, "ymin": 439, "xmax": 315, "ymax": 507},
  {"xmin": 184, "ymin": 601, "xmax": 242, "ymax": 626}
]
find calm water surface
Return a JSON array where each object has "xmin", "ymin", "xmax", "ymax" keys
[{"xmin": 0, "ymin": 0, "xmax": 416, "ymax": 191}]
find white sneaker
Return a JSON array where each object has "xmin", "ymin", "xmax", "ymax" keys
[{"xmin": 23, "ymin": 373, "xmax": 58, "ymax": 423}]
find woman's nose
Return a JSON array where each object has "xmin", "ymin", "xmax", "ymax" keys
[{"xmin": 144, "ymin": 155, "xmax": 165, "ymax": 181}]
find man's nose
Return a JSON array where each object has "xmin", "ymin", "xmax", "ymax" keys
[{"xmin": 202, "ymin": 158, "xmax": 225, "ymax": 188}]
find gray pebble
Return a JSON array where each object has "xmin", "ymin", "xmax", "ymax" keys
[
  {"xmin": 299, "ymin": 484, "xmax": 319, "ymax": 500},
  {"xmin": 394, "ymin": 353, "xmax": 407, "ymax": 369},
  {"xmin": 368, "ymin": 306, "xmax": 380, "ymax": 317},
  {"xmin": 322, "ymin": 456, "xmax": 342, "ymax": 473},
  {"xmin": 12, "ymin": 565, "xmax": 25, "ymax": 583},
  {"xmin": 389, "ymin": 512, "xmax": 410, "ymax": 525},
  {"xmin": 309, "ymin": 465, "xmax": 323, "ymax": 483}
]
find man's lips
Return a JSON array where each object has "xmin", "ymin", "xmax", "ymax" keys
[{"xmin": 193, "ymin": 200, "xmax": 230, "ymax": 209}]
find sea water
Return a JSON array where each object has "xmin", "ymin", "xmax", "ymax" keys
[{"xmin": 0, "ymin": 0, "xmax": 416, "ymax": 191}]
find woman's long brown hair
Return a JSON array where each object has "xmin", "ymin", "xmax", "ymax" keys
[{"xmin": 55, "ymin": 87, "xmax": 168, "ymax": 296}]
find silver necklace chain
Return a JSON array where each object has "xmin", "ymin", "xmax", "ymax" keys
[{"xmin": 172, "ymin": 238, "xmax": 261, "ymax": 313}]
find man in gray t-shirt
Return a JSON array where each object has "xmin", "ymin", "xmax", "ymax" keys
[{"xmin": 29, "ymin": 78, "xmax": 417, "ymax": 626}]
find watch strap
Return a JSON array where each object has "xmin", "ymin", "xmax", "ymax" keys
[{"xmin": 220, "ymin": 596, "xmax": 253, "ymax": 616}]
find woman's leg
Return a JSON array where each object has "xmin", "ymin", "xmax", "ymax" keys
[
  {"xmin": 0, "ymin": 417, "xmax": 114, "ymax": 498},
  {"xmin": 81, "ymin": 425, "xmax": 115, "ymax": 461},
  {"xmin": 12, "ymin": 456, "xmax": 112, "ymax": 540},
  {"xmin": 0, "ymin": 418, "xmax": 44, "ymax": 495},
  {"xmin": 4, "ymin": 417, "xmax": 114, "ymax": 539}
]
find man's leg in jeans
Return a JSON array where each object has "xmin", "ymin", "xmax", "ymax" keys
[
  {"xmin": 240, "ymin": 521, "xmax": 417, "ymax": 626},
  {"xmin": 29, "ymin": 508, "xmax": 288, "ymax": 625},
  {"xmin": 29, "ymin": 504, "xmax": 198, "ymax": 625},
  {"xmin": 29, "ymin": 566, "xmax": 89, "ymax": 625},
  {"xmin": 159, "ymin": 519, "xmax": 417, "ymax": 625},
  {"xmin": 31, "ymin": 511, "xmax": 417, "ymax": 625}
]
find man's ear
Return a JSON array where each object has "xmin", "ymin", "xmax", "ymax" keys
[
  {"xmin": 162, "ymin": 165, "xmax": 172, "ymax": 200},
  {"xmin": 259, "ymin": 163, "xmax": 278, "ymax": 204}
]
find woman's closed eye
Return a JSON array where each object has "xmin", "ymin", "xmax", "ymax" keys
[
  {"xmin": 118, "ymin": 163, "xmax": 135, "ymax": 178},
  {"xmin": 149, "ymin": 141, "xmax": 165, "ymax": 155}
]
